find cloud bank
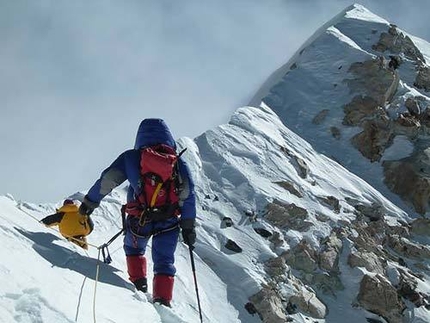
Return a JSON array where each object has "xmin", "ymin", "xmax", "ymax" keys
[{"xmin": 1, "ymin": 0, "xmax": 429, "ymax": 202}]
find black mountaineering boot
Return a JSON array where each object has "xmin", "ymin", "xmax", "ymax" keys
[{"xmin": 133, "ymin": 277, "xmax": 148, "ymax": 293}]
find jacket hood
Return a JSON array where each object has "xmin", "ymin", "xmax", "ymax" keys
[{"xmin": 134, "ymin": 119, "xmax": 176, "ymax": 149}]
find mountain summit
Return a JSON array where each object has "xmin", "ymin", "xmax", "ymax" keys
[
  {"xmin": 252, "ymin": 3, "xmax": 430, "ymax": 217},
  {"xmin": 2, "ymin": 4, "xmax": 430, "ymax": 323}
]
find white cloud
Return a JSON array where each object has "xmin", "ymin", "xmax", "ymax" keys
[{"xmin": 1, "ymin": 0, "xmax": 429, "ymax": 202}]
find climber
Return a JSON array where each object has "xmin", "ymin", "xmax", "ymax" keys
[{"xmin": 78, "ymin": 118, "xmax": 197, "ymax": 307}]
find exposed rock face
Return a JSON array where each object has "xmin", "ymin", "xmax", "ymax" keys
[
  {"xmin": 312, "ymin": 109, "xmax": 330, "ymax": 125},
  {"xmin": 337, "ymin": 25, "xmax": 430, "ymax": 214},
  {"xmin": 415, "ymin": 66, "xmax": 430, "ymax": 92},
  {"xmin": 351, "ymin": 118, "xmax": 394, "ymax": 162},
  {"xmin": 265, "ymin": 200, "xmax": 312, "ymax": 231},
  {"xmin": 343, "ymin": 95, "xmax": 381, "ymax": 126},
  {"xmin": 348, "ymin": 200, "xmax": 385, "ymax": 221},
  {"xmin": 410, "ymin": 218, "xmax": 430, "ymax": 236},
  {"xmin": 348, "ymin": 251, "xmax": 385, "ymax": 275},
  {"xmin": 372, "ymin": 25, "xmax": 425, "ymax": 62},
  {"xmin": 249, "ymin": 287, "xmax": 288, "ymax": 323},
  {"xmin": 274, "ymin": 181, "xmax": 303, "ymax": 198},
  {"xmin": 254, "ymin": 227, "xmax": 273, "ymax": 238},
  {"xmin": 405, "ymin": 97, "xmax": 421, "ymax": 116},
  {"xmin": 383, "ymin": 147, "xmax": 430, "ymax": 215},
  {"xmin": 318, "ymin": 233, "xmax": 342, "ymax": 273},
  {"xmin": 280, "ymin": 146, "xmax": 309, "ymax": 179},
  {"xmin": 289, "ymin": 288, "xmax": 327, "ymax": 319},
  {"xmin": 357, "ymin": 274, "xmax": 406, "ymax": 323},
  {"xmin": 265, "ymin": 254, "xmax": 288, "ymax": 279},
  {"xmin": 224, "ymin": 239, "xmax": 243, "ymax": 253},
  {"xmin": 387, "ymin": 235, "xmax": 430, "ymax": 260},
  {"xmin": 345, "ymin": 58, "xmax": 399, "ymax": 105},
  {"xmin": 317, "ymin": 196, "xmax": 341, "ymax": 213},
  {"xmin": 285, "ymin": 240, "xmax": 318, "ymax": 273}
]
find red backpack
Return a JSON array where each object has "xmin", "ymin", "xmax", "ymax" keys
[{"xmin": 126, "ymin": 144, "xmax": 185, "ymax": 224}]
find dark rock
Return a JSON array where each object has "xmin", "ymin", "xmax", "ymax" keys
[
  {"xmin": 415, "ymin": 66, "xmax": 430, "ymax": 92},
  {"xmin": 225, "ymin": 239, "xmax": 242, "ymax": 253},
  {"xmin": 383, "ymin": 153, "xmax": 430, "ymax": 215},
  {"xmin": 254, "ymin": 228, "xmax": 273, "ymax": 238},
  {"xmin": 366, "ymin": 318, "xmax": 384, "ymax": 323},
  {"xmin": 275, "ymin": 181, "xmax": 303, "ymax": 198},
  {"xmin": 249, "ymin": 287, "xmax": 288, "ymax": 322},
  {"xmin": 372, "ymin": 25, "xmax": 425, "ymax": 62},
  {"xmin": 265, "ymin": 255, "xmax": 287, "ymax": 278},
  {"xmin": 317, "ymin": 196, "xmax": 341, "ymax": 213},
  {"xmin": 244, "ymin": 302, "xmax": 258, "ymax": 315},
  {"xmin": 357, "ymin": 274, "xmax": 406, "ymax": 323},
  {"xmin": 221, "ymin": 217, "xmax": 234, "ymax": 228},
  {"xmin": 312, "ymin": 109, "xmax": 330, "ymax": 125},
  {"xmin": 265, "ymin": 200, "xmax": 312, "ymax": 231},
  {"xmin": 351, "ymin": 118, "xmax": 394, "ymax": 163},
  {"xmin": 330, "ymin": 126, "xmax": 341, "ymax": 139},
  {"xmin": 285, "ymin": 301, "xmax": 297, "ymax": 314}
]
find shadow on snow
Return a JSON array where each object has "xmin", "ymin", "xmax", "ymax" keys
[{"xmin": 15, "ymin": 228, "xmax": 134, "ymax": 291}]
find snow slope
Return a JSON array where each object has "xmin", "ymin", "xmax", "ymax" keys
[
  {"xmin": 2, "ymin": 4, "xmax": 430, "ymax": 323},
  {"xmin": 251, "ymin": 4, "xmax": 430, "ymax": 216},
  {"xmin": 1, "ymin": 104, "xmax": 418, "ymax": 323}
]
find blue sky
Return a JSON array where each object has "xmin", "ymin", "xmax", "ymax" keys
[{"xmin": 1, "ymin": 0, "xmax": 430, "ymax": 203}]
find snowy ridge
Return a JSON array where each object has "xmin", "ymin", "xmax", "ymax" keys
[
  {"xmin": 0, "ymin": 193, "xmax": 239, "ymax": 323},
  {"xmin": 2, "ymin": 4, "xmax": 430, "ymax": 323},
  {"xmin": 0, "ymin": 103, "xmax": 414, "ymax": 322},
  {"xmin": 250, "ymin": 4, "xmax": 389, "ymax": 107},
  {"xmin": 251, "ymin": 3, "xmax": 430, "ymax": 217}
]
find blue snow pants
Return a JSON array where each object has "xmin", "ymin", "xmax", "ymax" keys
[{"xmin": 123, "ymin": 215, "xmax": 180, "ymax": 276}]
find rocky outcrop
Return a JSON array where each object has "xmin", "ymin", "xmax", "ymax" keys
[
  {"xmin": 289, "ymin": 287, "xmax": 327, "ymax": 319},
  {"xmin": 383, "ymin": 147, "xmax": 430, "ymax": 215},
  {"xmin": 285, "ymin": 240, "xmax": 318, "ymax": 273},
  {"xmin": 339, "ymin": 26, "xmax": 430, "ymax": 214},
  {"xmin": 318, "ymin": 233, "xmax": 342, "ymax": 273},
  {"xmin": 249, "ymin": 287, "xmax": 288, "ymax": 323},
  {"xmin": 317, "ymin": 196, "xmax": 341, "ymax": 213},
  {"xmin": 410, "ymin": 218, "xmax": 430, "ymax": 236},
  {"xmin": 281, "ymin": 146, "xmax": 310, "ymax": 179},
  {"xmin": 348, "ymin": 251, "xmax": 385, "ymax": 275},
  {"xmin": 225, "ymin": 239, "xmax": 243, "ymax": 253},
  {"xmin": 414, "ymin": 66, "xmax": 430, "ymax": 92},
  {"xmin": 387, "ymin": 235, "xmax": 430, "ymax": 260},
  {"xmin": 351, "ymin": 117, "xmax": 394, "ymax": 162},
  {"xmin": 345, "ymin": 58, "xmax": 399, "ymax": 106},
  {"xmin": 357, "ymin": 274, "xmax": 406, "ymax": 323},
  {"xmin": 265, "ymin": 200, "xmax": 312, "ymax": 232},
  {"xmin": 265, "ymin": 255, "xmax": 288, "ymax": 279},
  {"xmin": 312, "ymin": 109, "xmax": 330, "ymax": 125},
  {"xmin": 372, "ymin": 24, "xmax": 425, "ymax": 63},
  {"xmin": 274, "ymin": 181, "xmax": 303, "ymax": 198}
]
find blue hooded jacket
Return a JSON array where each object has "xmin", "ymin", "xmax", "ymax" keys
[{"xmin": 86, "ymin": 119, "xmax": 196, "ymax": 220}]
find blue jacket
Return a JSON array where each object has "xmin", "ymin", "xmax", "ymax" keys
[{"xmin": 86, "ymin": 119, "xmax": 196, "ymax": 220}]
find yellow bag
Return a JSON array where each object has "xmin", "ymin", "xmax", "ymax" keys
[{"xmin": 57, "ymin": 204, "xmax": 92, "ymax": 238}]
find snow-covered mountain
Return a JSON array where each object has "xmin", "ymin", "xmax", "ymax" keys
[
  {"xmin": 2, "ymin": 4, "xmax": 430, "ymax": 323},
  {"xmin": 251, "ymin": 3, "xmax": 430, "ymax": 217}
]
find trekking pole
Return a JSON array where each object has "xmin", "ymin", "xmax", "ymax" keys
[{"xmin": 189, "ymin": 246, "xmax": 203, "ymax": 323}]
